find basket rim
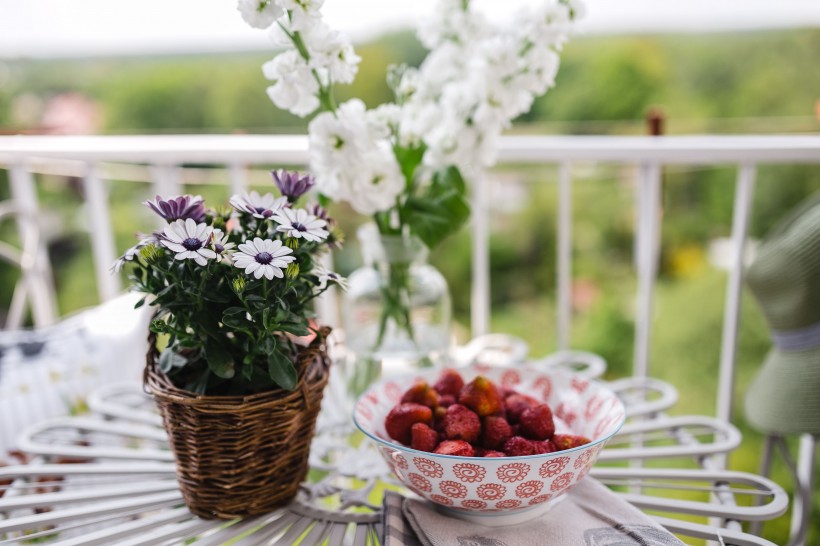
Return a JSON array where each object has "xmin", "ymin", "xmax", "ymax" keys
[{"xmin": 144, "ymin": 325, "xmax": 331, "ymax": 407}]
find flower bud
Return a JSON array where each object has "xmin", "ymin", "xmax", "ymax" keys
[
  {"xmin": 139, "ymin": 244, "xmax": 160, "ymax": 263},
  {"xmin": 286, "ymin": 238, "xmax": 300, "ymax": 250},
  {"xmin": 232, "ymin": 277, "xmax": 246, "ymax": 294},
  {"xmin": 286, "ymin": 263, "xmax": 300, "ymax": 279}
]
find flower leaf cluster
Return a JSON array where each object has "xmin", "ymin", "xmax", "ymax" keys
[
  {"xmin": 113, "ymin": 171, "xmax": 345, "ymax": 395},
  {"xmin": 240, "ymin": 0, "xmax": 584, "ymax": 248}
]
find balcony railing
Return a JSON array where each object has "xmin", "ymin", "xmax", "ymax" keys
[{"xmin": 1, "ymin": 133, "xmax": 819, "ymax": 429}]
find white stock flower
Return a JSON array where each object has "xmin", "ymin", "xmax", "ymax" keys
[
  {"xmin": 308, "ymin": 99, "xmax": 371, "ymax": 195},
  {"xmin": 303, "ymin": 22, "xmax": 361, "ymax": 85},
  {"xmin": 263, "ymin": 51, "xmax": 320, "ymax": 117},
  {"xmin": 398, "ymin": 101, "xmax": 441, "ymax": 148},
  {"xmin": 415, "ymin": 42, "xmax": 467, "ymax": 98},
  {"xmin": 237, "ymin": 0, "xmax": 283, "ymax": 29},
  {"xmin": 366, "ymin": 103, "xmax": 401, "ymax": 140},
  {"xmin": 347, "ymin": 146, "xmax": 404, "ymax": 215},
  {"xmin": 278, "ymin": 0, "xmax": 324, "ymax": 31},
  {"xmin": 417, "ymin": 0, "xmax": 487, "ymax": 49}
]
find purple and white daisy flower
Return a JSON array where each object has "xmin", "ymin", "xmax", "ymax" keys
[
  {"xmin": 313, "ymin": 265, "xmax": 349, "ymax": 292},
  {"xmin": 233, "ymin": 238, "xmax": 295, "ymax": 280},
  {"xmin": 110, "ymin": 233, "xmax": 159, "ymax": 273},
  {"xmin": 229, "ymin": 191, "xmax": 288, "ymax": 220},
  {"xmin": 272, "ymin": 207, "xmax": 329, "ymax": 242},
  {"xmin": 144, "ymin": 195, "xmax": 206, "ymax": 223},
  {"xmin": 272, "ymin": 170, "xmax": 315, "ymax": 202},
  {"xmin": 160, "ymin": 218, "xmax": 216, "ymax": 266},
  {"xmin": 307, "ymin": 202, "xmax": 331, "ymax": 222},
  {"xmin": 210, "ymin": 229, "xmax": 236, "ymax": 263}
]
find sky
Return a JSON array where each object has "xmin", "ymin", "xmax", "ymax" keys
[{"xmin": 0, "ymin": 0, "xmax": 819, "ymax": 58}]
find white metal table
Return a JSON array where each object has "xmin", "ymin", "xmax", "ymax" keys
[{"xmin": 0, "ymin": 351, "xmax": 788, "ymax": 546}]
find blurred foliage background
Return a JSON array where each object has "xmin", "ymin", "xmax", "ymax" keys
[{"xmin": 1, "ymin": 27, "xmax": 819, "ymax": 543}]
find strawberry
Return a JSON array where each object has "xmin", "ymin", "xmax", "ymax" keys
[
  {"xmin": 433, "ymin": 440, "xmax": 474, "ymax": 457},
  {"xmin": 443, "ymin": 404, "xmax": 481, "ymax": 443},
  {"xmin": 504, "ymin": 393, "xmax": 540, "ymax": 424},
  {"xmin": 459, "ymin": 376, "xmax": 503, "ymax": 417},
  {"xmin": 503, "ymin": 436, "xmax": 538, "ymax": 456},
  {"xmin": 410, "ymin": 423, "xmax": 440, "ymax": 453},
  {"xmin": 401, "ymin": 381, "xmax": 440, "ymax": 409},
  {"xmin": 553, "ymin": 434, "xmax": 591, "ymax": 451},
  {"xmin": 438, "ymin": 394, "xmax": 457, "ymax": 407},
  {"xmin": 385, "ymin": 403, "xmax": 433, "ymax": 445},
  {"xmin": 481, "ymin": 415, "xmax": 512, "ymax": 450},
  {"xmin": 482, "ymin": 450, "xmax": 506, "ymax": 458},
  {"xmin": 519, "ymin": 404, "xmax": 555, "ymax": 441},
  {"xmin": 433, "ymin": 369, "xmax": 465, "ymax": 397}
]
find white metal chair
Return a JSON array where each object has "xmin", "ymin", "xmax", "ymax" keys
[{"xmin": 0, "ymin": 201, "xmax": 57, "ymax": 330}]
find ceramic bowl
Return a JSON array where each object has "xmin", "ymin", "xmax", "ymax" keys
[{"xmin": 353, "ymin": 364, "xmax": 625, "ymax": 526}]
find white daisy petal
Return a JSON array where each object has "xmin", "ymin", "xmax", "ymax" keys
[{"xmin": 162, "ymin": 241, "xmax": 186, "ymax": 253}]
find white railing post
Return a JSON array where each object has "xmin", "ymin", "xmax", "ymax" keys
[
  {"xmin": 716, "ymin": 163, "xmax": 756, "ymax": 424},
  {"xmin": 150, "ymin": 165, "xmax": 183, "ymax": 201},
  {"xmin": 633, "ymin": 162, "xmax": 662, "ymax": 380},
  {"xmin": 556, "ymin": 162, "xmax": 573, "ymax": 351},
  {"xmin": 83, "ymin": 163, "xmax": 121, "ymax": 302},
  {"xmin": 8, "ymin": 162, "xmax": 58, "ymax": 326},
  {"xmin": 471, "ymin": 170, "xmax": 490, "ymax": 338},
  {"xmin": 227, "ymin": 163, "xmax": 247, "ymax": 197}
]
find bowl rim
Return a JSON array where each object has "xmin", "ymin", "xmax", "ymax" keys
[{"xmin": 352, "ymin": 366, "xmax": 626, "ymax": 462}]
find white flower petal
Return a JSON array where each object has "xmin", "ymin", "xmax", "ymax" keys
[
  {"xmin": 162, "ymin": 241, "xmax": 186, "ymax": 253},
  {"xmin": 184, "ymin": 218, "xmax": 197, "ymax": 237}
]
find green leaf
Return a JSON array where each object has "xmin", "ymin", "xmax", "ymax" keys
[
  {"xmin": 204, "ymin": 340, "xmax": 235, "ymax": 379},
  {"xmin": 154, "ymin": 284, "xmax": 175, "ymax": 300},
  {"xmin": 278, "ymin": 321, "xmax": 310, "ymax": 337},
  {"xmin": 158, "ymin": 349, "xmax": 187, "ymax": 373},
  {"xmin": 267, "ymin": 350, "xmax": 297, "ymax": 390},
  {"xmin": 134, "ymin": 297, "xmax": 146, "ymax": 309},
  {"xmin": 223, "ymin": 306, "xmax": 246, "ymax": 318},
  {"xmin": 404, "ymin": 165, "xmax": 470, "ymax": 248},
  {"xmin": 394, "ymin": 143, "xmax": 426, "ymax": 189},
  {"xmin": 434, "ymin": 165, "xmax": 466, "ymax": 194},
  {"xmin": 149, "ymin": 319, "xmax": 171, "ymax": 334}
]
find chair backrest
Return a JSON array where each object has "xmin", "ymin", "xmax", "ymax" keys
[
  {"xmin": 0, "ymin": 292, "xmax": 151, "ymax": 452},
  {"xmin": 0, "ymin": 201, "xmax": 58, "ymax": 330}
]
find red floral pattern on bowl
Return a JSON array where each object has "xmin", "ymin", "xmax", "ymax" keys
[{"xmin": 354, "ymin": 366, "xmax": 625, "ymax": 519}]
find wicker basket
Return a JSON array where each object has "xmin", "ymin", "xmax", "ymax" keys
[{"xmin": 144, "ymin": 327, "xmax": 331, "ymax": 520}]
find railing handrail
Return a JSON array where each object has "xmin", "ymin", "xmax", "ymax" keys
[{"xmin": 1, "ymin": 134, "xmax": 819, "ymax": 165}]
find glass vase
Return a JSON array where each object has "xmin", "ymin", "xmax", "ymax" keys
[{"xmin": 343, "ymin": 224, "xmax": 451, "ymax": 395}]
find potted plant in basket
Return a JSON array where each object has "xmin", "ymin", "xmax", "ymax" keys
[
  {"xmin": 112, "ymin": 170, "xmax": 346, "ymax": 519},
  {"xmin": 238, "ymin": 0, "xmax": 584, "ymax": 381}
]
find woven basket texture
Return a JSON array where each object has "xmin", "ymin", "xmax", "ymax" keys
[{"xmin": 144, "ymin": 327, "xmax": 331, "ymax": 519}]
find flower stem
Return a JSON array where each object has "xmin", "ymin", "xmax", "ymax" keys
[{"xmin": 374, "ymin": 260, "xmax": 415, "ymax": 350}]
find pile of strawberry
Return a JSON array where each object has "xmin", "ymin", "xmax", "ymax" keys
[{"xmin": 384, "ymin": 369, "xmax": 590, "ymax": 457}]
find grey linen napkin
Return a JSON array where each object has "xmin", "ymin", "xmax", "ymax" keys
[{"xmin": 382, "ymin": 478, "xmax": 684, "ymax": 546}]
